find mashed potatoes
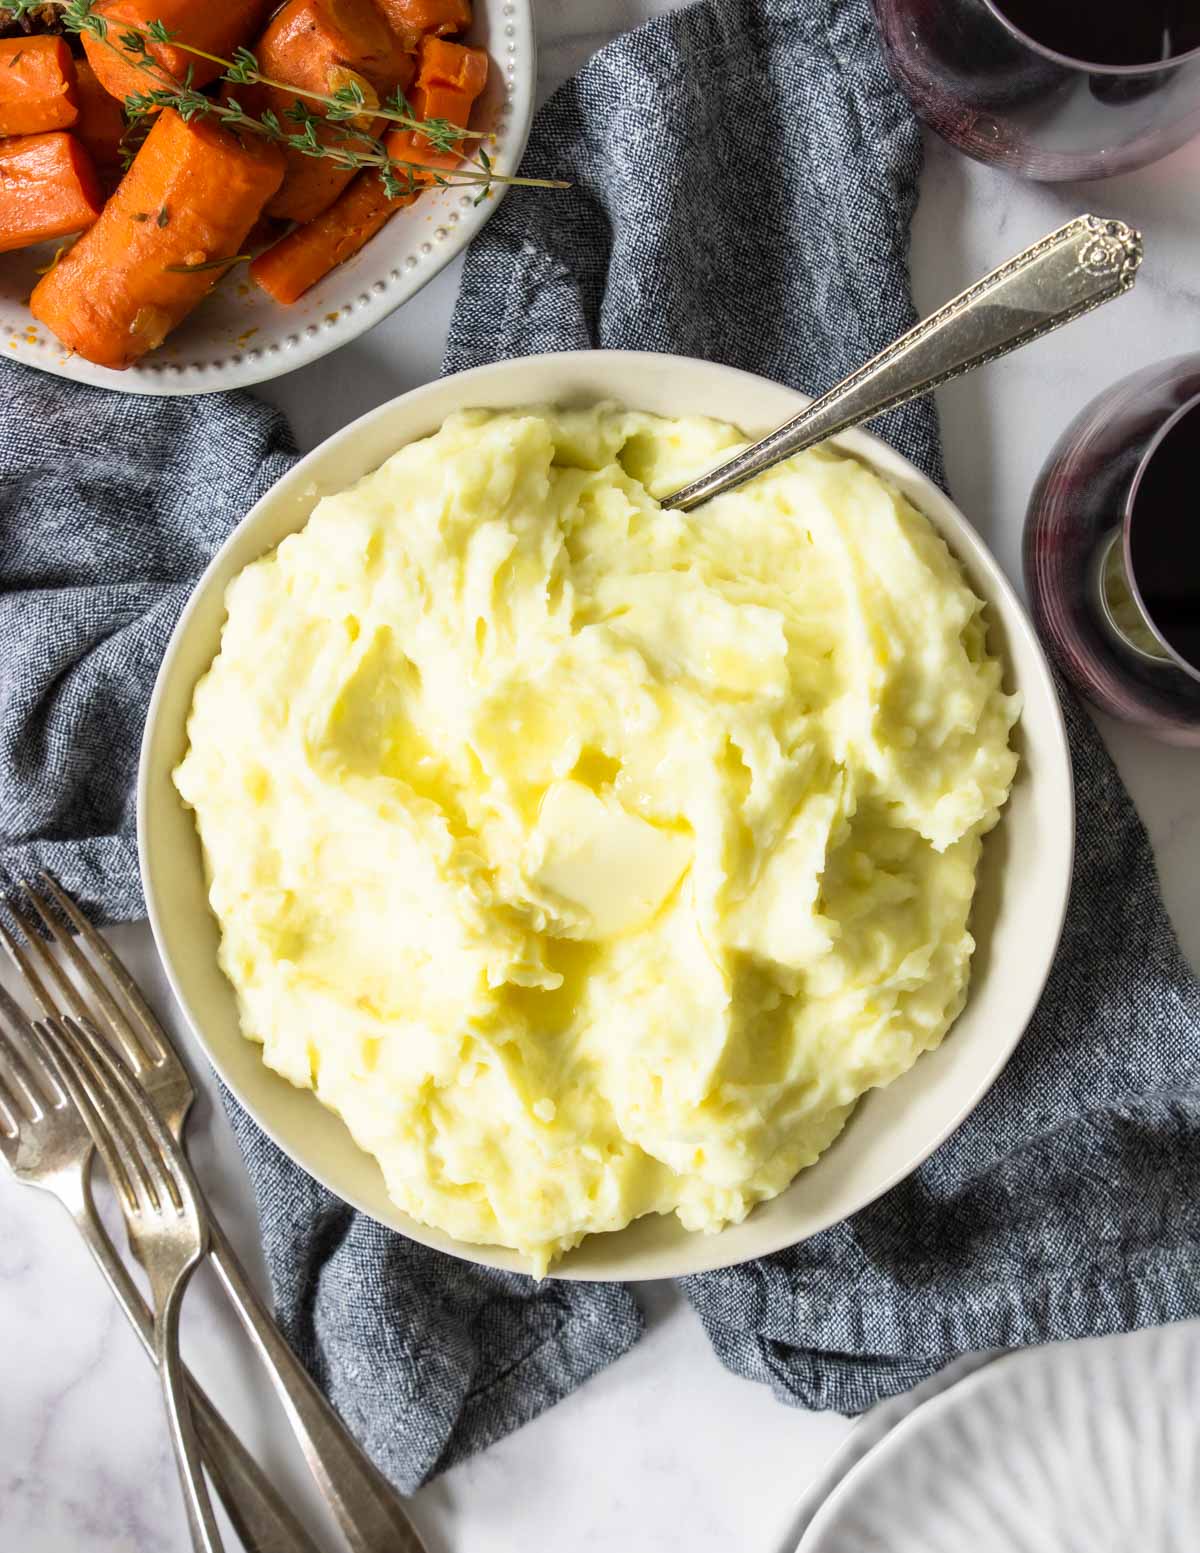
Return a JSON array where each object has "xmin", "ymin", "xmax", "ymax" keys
[{"xmin": 175, "ymin": 406, "xmax": 1020, "ymax": 1274}]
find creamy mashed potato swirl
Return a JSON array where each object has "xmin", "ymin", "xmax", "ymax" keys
[{"xmin": 175, "ymin": 407, "xmax": 1020, "ymax": 1273}]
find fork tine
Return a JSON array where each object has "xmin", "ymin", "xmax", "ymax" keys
[
  {"xmin": 64, "ymin": 1016, "xmax": 186, "ymax": 1214},
  {"xmin": 35, "ymin": 874, "xmax": 169, "ymax": 1067},
  {"xmin": 0, "ymin": 980, "xmax": 62, "ymax": 1116},
  {"xmin": 6, "ymin": 900, "xmax": 92, "ymax": 1023},
  {"xmin": 21, "ymin": 882, "xmax": 156, "ymax": 1074},
  {"xmin": 0, "ymin": 1069, "xmax": 19, "ymax": 1140},
  {"xmin": 0, "ymin": 913, "xmax": 58, "ymax": 1017},
  {"xmin": 35, "ymin": 1018, "xmax": 154, "ymax": 1216},
  {"xmin": 0, "ymin": 991, "xmax": 32, "ymax": 1139}
]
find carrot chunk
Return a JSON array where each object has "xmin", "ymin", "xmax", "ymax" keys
[
  {"xmin": 257, "ymin": 0, "xmax": 411, "ymax": 222},
  {"xmin": 81, "ymin": 0, "xmax": 271, "ymax": 103},
  {"xmin": 266, "ymin": 120, "xmax": 382, "ymax": 224},
  {"xmin": 0, "ymin": 132, "xmax": 103, "ymax": 254},
  {"xmin": 250, "ymin": 170, "xmax": 412, "ymax": 303},
  {"xmin": 388, "ymin": 40, "xmax": 486, "ymax": 182},
  {"xmin": 267, "ymin": 45, "xmax": 415, "ymax": 222},
  {"xmin": 387, "ymin": 88, "xmax": 471, "ymax": 180},
  {"xmin": 257, "ymin": 0, "xmax": 404, "ymax": 98},
  {"xmin": 30, "ymin": 109, "xmax": 284, "ymax": 369},
  {"xmin": 416, "ymin": 34, "xmax": 486, "ymax": 94},
  {"xmin": 72, "ymin": 59, "xmax": 127, "ymax": 184},
  {"xmin": 372, "ymin": 0, "xmax": 470, "ymax": 43},
  {"xmin": 0, "ymin": 36, "xmax": 78, "ymax": 138}
]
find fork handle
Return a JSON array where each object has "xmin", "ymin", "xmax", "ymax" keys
[
  {"xmin": 208, "ymin": 1220, "xmax": 427, "ymax": 1553},
  {"xmin": 155, "ymin": 1269, "xmax": 226, "ymax": 1553},
  {"xmin": 70, "ymin": 1193, "xmax": 324, "ymax": 1553}
]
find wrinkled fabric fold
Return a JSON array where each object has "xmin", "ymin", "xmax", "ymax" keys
[{"xmin": 0, "ymin": 371, "xmax": 296, "ymax": 914}]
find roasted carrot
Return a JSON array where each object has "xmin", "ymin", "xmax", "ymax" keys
[
  {"xmin": 81, "ymin": 0, "xmax": 271, "ymax": 103},
  {"xmin": 30, "ymin": 109, "xmax": 284, "ymax": 369},
  {"xmin": 265, "ymin": 49, "xmax": 413, "ymax": 223},
  {"xmin": 0, "ymin": 132, "xmax": 103, "ymax": 254},
  {"xmin": 388, "ymin": 39, "xmax": 486, "ymax": 182},
  {"xmin": 0, "ymin": 36, "xmax": 78, "ymax": 137},
  {"xmin": 250, "ymin": 169, "xmax": 413, "ymax": 303},
  {"xmin": 371, "ymin": 0, "xmax": 470, "ymax": 45},
  {"xmin": 221, "ymin": 73, "xmax": 361, "ymax": 224},
  {"xmin": 267, "ymin": 119, "xmax": 383, "ymax": 223},
  {"xmin": 386, "ymin": 84, "xmax": 470, "ymax": 179},
  {"xmin": 257, "ymin": 0, "xmax": 405, "ymax": 98},
  {"xmin": 416, "ymin": 33, "xmax": 486, "ymax": 94},
  {"xmin": 257, "ymin": 0, "xmax": 411, "ymax": 222},
  {"xmin": 72, "ymin": 59, "xmax": 127, "ymax": 184}
]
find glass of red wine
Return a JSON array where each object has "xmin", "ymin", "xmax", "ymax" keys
[
  {"xmin": 872, "ymin": 0, "xmax": 1200, "ymax": 180},
  {"xmin": 1024, "ymin": 355, "xmax": 1200, "ymax": 744}
]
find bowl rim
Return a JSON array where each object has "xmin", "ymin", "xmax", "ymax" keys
[
  {"xmin": 138, "ymin": 349, "xmax": 1075, "ymax": 1280},
  {"xmin": 0, "ymin": 0, "xmax": 535, "ymax": 397}
]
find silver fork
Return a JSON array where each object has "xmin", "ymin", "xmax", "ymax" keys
[
  {"xmin": 0, "ymin": 977, "xmax": 322, "ymax": 1553},
  {"xmin": 5, "ymin": 876, "xmax": 426, "ymax": 1553},
  {"xmin": 29, "ymin": 1014, "xmax": 224, "ymax": 1553}
]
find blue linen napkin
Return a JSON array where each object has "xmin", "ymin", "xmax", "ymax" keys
[{"xmin": 2, "ymin": 0, "xmax": 1198, "ymax": 1491}]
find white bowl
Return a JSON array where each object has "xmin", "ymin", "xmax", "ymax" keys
[
  {"xmin": 138, "ymin": 350, "xmax": 1075, "ymax": 1281},
  {"xmin": 0, "ymin": 0, "xmax": 534, "ymax": 395}
]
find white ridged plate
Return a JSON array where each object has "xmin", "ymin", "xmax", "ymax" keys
[
  {"xmin": 799, "ymin": 1323, "xmax": 1200, "ymax": 1553},
  {"xmin": 0, "ymin": 0, "xmax": 534, "ymax": 394}
]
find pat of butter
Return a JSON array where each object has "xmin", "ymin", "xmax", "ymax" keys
[{"xmin": 528, "ymin": 780, "xmax": 692, "ymax": 939}]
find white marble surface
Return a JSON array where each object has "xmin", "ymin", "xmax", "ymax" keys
[{"xmin": 3, "ymin": 3, "xmax": 1200, "ymax": 1549}]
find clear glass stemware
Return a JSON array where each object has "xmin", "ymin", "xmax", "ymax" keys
[{"xmin": 872, "ymin": 0, "xmax": 1200, "ymax": 180}]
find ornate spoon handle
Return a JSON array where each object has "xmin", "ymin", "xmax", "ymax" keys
[{"xmin": 663, "ymin": 214, "xmax": 1143, "ymax": 512}]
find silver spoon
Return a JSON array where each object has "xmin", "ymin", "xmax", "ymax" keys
[{"xmin": 662, "ymin": 214, "xmax": 1142, "ymax": 512}]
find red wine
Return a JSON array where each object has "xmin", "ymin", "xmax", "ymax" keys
[
  {"xmin": 1128, "ymin": 402, "xmax": 1200, "ymax": 673},
  {"xmin": 994, "ymin": 0, "xmax": 1200, "ymax": 68}
]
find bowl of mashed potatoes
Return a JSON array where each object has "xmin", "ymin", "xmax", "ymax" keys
[{"xmin": 139, "ymin": 351, "xmax": 1073, "ymax": 1280}]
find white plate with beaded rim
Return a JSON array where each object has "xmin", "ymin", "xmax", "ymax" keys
[
  {"xmin": 0, "ymin": 0, "xmax": 534, "ymax": 395},
  {"xmin": 797, "ymin": 1323, "xmax": 1200, "ymax": 1553}
]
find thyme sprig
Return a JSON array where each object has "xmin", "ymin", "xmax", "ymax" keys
[{"xmin": 0, "ymin": 0, "xmax": 567, "ymax": 204}]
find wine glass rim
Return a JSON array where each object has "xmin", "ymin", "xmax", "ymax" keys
[
  {"xmin": 1123, "ymin": 387, "xmax": 1200, "ymax": 684},
  {"xmin": 981, "ymin": 0, "xmax": 1200, "ymax": 77}
]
